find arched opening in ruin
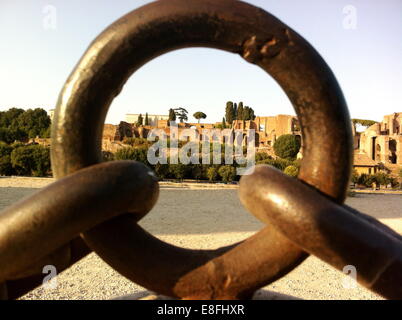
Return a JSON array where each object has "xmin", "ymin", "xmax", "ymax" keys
[
  {"xmin": 375, "ymin": 144, "xmax": 381, "ymax": 162},
  {"xmin": 371, "ymin": 137, "xmax": 376, "ymax": 160},
  {"xmin": 389, "ymin": 139, "xmax": 397, "ymax": 164}
]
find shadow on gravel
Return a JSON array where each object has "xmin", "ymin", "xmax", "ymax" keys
[{"xmin": 0, "ymin": 187, "xmax": 400, "ymax": 235}]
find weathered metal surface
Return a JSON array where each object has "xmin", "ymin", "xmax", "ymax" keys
[
  {"xmin": 0, "ymin": 161, "xmax": 158, "ymax": 299},
  {"xmin": 0, "ymin": 0, "xmax": 399, "ymax": 300},
  {"xmin": 49, "ymin": 0, "xmax": 352, "ymax": 299},
  {"xmin": 239, "ymin": 165, "xmax": 402, "ymax": 299}
]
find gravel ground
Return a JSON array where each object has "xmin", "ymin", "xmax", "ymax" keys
[{"xmin": 0, "ymin": 176, "xmax": 400, "ymax": 300}]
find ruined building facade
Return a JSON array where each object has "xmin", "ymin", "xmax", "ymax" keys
[
  {"xmin": 356, "ymin": 112, "xmax": 402, "ymax": 166},
  {"xmin": 102, "ymin": 112, "xmax": 402, "ymax": 177},
  {"xmin": 102, "ymin": 114, "xmax": 301, "ymax": 158}
]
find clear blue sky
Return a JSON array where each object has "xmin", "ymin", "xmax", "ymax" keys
[{"xmin": 0, "ymin": 0, "xmax": 401, "ymax": 124}]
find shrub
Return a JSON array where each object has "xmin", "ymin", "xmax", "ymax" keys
[
  {"xmin": 0, "ymin": 128, "xmax": 28, "ymax": 144},
  {"xmin": 114, "ymin": 146, "xmax": 148, "ymax": 165},
  {"xmin": 358, "ymin": 174, "xmax": 377, "ymax": 188},
  {"xmin": 10, "ymin": 144, "xmax": 50, "ymax": 176},
  {"xmin": 0, "ymin": 141, "xmax": 15, "ymax": 176},
  {"xmin": 273, "ymin": 134, "xmax": 301, "ymax": 160},
  {"xmin": 374, "ymin": 172, "xmax": 391, "ymax": 186},
  {"xmin": 169, "ymin": 163, "xmax": 187, "ymax": 180},
  {"xmin": 256, "ymin": 158, "xmax": 295, "ymax": 171},
  {"xmin": 284, "ymin": 165, "xmax": 298, "ymax": 177},
  {"xmin": 122, "ymin": 137, "xmax": 149, "ymax": 147},
  {"xmin": 255, "ymin": 152, "xmax": 272, "ymax": 162},
  {"xmin": 351, "ymin": 169, "xmax": 359, "ymax": 184},
  {"xmin": 0, "ymin": 141, "xmax": 13, "ymax": 157},
  {"xmin": 122, "ymin": 137, "xmax": 135, "ymax": 146},
  {"xmin": 113, "ymin": 147, "xmax": 133, "ymax": 160},
  {"xmin": 206, "ymin": 167, "xmax": 218, "ymax": 182},
  {"xmin": 189, "ymin": 164, "xmax": 204, "ymax": 181},
  {"xmin": 0, "ymin": 155, "xmax": 13, "ymax": 175},
  {"xmin": 390, "ymin": 177, "xmax": 399, "ymax": 188},
  {"xmin": 218, "ymin": 165, "xmax": 236, "ymax": 183},
  {"xmin": 154, "ymin": 162, "xmax": 170, "ymax": 180}
]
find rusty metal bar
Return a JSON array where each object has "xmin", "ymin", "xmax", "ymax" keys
[
  {"xmin": 239, "ymin": 165, "xmax": 402, "ymax": 299},
  {"xmin": 0, "ymin": 161, "xmax": 158, "ymax": 297},
  {"xmin": 4, "ymin": 0, "xmax": 395, "ymax": 300},
  {"xmin": 49, "ymin": 0, "xmax": 352, "ymax": 299}
]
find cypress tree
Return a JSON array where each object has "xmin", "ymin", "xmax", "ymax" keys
[
  {"xmin": 237, "ymin": 102, "xmax": 244, "ymax": 120},
  {"xmin": 250, "ymin": 108, "xmax": 256, "ymax": 120},
  {"xmin": 243, "ymin": 107, "xmax": 250, "ymax": 121},
  {"xmin": 136, "ymin": 114, "xmax": 143, "ymax": 126},
  {"xmin": 168, "ymin": 108, "xmax": 176, "ymax": 124},
  {"xmin": 225, "ymin": 101, "xmax": 234, "ymax": 126}
]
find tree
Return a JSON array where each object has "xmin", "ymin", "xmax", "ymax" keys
[
  {"xmin": 242, "ymin": 106, "xmax": 256, "ymax": 121},
  {"xmin": 222, "ymin": 117, "xmax": 226, "ymax": 129},
  {"xmin": 352, "ymin": 119, "xmax": 377, "ymax": 127},
  {"xmin": 0, "ymin": 108, "xmax": 50, "ymax": 143},
  {"xmin": 237, "ymin": 102, "xmax": 244, "ymax": 120},
  {"xmin": 0, "ymin": 141, "xmax": 14, "ymax": 175},
  {"xmin": 243, "ymin": 106, "xmax": 251, "ymax": 121},
  {"xmin": 193, "ymin": 111, "xmax": 207, "ymax": 123},
  {"xmin": 174, "ymin": 108, "xmax": 188, "ymax": 123},
  {"xmin": 0, "ymin": 155, "xmax": 13, "ymax": 175},
  {"xmin": 144, "ymin": 113, "xmax": 149, "ymax": 126},
  {"xmin": 0, "ymin": 108, "xmax": 24, "ymax": 128},
  {"xmin": 0, "ymin": 127, "xmax": 27, "ymax": 144},
  {"xmin": 168, "ymin": 108, "xmax": 176, "ymax": 123},
  {"xmin": 136, "ymin": 114, "xmax": 143, "ymax": 126},
  {"xmin": 11, "ymin": 108, "xmax": 51, "ymax": 138},
  {"xmin": 273, "ymin": 134, "xmax": 301, "ymax": 160},
  {"xmin": 225, "ymin": 101, "xmax": 234, "ymax": 126},
  {"xmin": 249, "ymin": 108, "xmax": 256, "ymax": 120}
]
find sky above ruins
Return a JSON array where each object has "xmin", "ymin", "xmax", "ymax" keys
[{"xmin": 0, "ymin": 0, "xmax": 401, "ymax": 124}]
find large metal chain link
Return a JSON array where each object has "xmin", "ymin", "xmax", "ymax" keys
[{"xmin": 1, "ymin": 0, "xmax": 401, "ymax": 300}]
